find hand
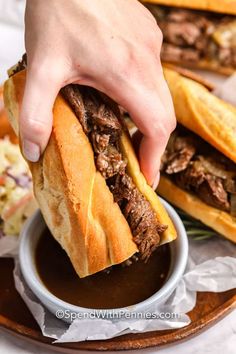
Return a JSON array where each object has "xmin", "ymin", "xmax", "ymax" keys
[{"xmin": 21, "ymin": 0, "xmax": 176, "ymax": 187}]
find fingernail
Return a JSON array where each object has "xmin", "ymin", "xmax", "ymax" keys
[
  {"xmin": 22, "ymin": 139, "xmax": 40, "ymax": 162},
  {"xmin": 152, "ymin": 172, "xmax": 160, "ymax": 190}
]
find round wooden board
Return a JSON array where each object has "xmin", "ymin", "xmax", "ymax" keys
[{"xmin": 0, "ymin": 258, "xmax": 236, "ymax": 352}]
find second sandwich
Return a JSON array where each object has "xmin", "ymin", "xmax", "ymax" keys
[
  {"xmin": 159, "ymin": 67, "xmax": 236, "ymax": 243},
  {"xmin": 145, "ymin": 0, "xmax": 236, "ymax": 74}
]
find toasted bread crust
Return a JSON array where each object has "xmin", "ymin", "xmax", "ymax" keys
[
  {"xmin": 163, "ymin": 68, "xmax": 236, "ymax": 163},
  {"xmin": 143, "ymin": 0, "xmax": 236, "ymax": 15},
  {"xmin": 163, "ymin": 60, "xmax": 235, "ymax": 76},
  {"xmin": 158, "ymin": 176, "xmax": 236, "ymax": 243}
]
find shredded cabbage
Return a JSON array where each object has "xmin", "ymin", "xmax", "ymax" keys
[{"xmin": 0, "ymin": 137, "xmax": 35, "ymax": 236}]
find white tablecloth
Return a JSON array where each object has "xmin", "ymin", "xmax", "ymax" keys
[{"xmin": 0, "ymin": 1, "xmax": 235, "ymax": 353}]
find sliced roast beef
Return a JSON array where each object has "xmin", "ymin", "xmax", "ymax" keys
[
  {"xmin": 159, "ymin": 21, "xmax": 202, "ymax": 47},
  {"xmin": 181, "ymin": 48, "xmax": 201, "ymax": 62},
  {"xmin": 109, "ymin": 173, "xmax": 167, "ymax": 261},
  {"xmin": 62, "ymin": 85, "xmax": 167, "ymax": 261},
  {"xmin": 62, "ymin": 85, "xmax": 90, "ymax": 134},
  {"xmin": 175, "ymin": 163, "xmax": 230, "ymax": 211},
  {"xmin": 163, "ymin": 136, "xmax": 196, "ymax": 174},
  {"xmin": 197, "ymin": 176, "xmax": 230, "ymax": 211},
  {"xmin": 161, "ymin": 43, "xmax": 201, "ymax": 63},
  {"xmin": 96, "ymin": 146, "xmax": 126, "ymax": 179},
  {"xmin": 161, "ymin": 126, "xmax": 236, "ymax": 213},
  {"xmin": 166, "ymin": 9, "xmax": 195, "ymax": 22},
  {"xmin": 224, "ymin": 179, "xmax": 236, "ymax": 193},
  {"xmin": 91, "ymin": 132, "xmax": 110, "ymax": 153},
  {"xmin": 161, "ymin": 43, "xmax": 183, "ymax": 62},
  {"xmin": 174, "ymin": 161, "xmax": 206, "ymax": 190}
]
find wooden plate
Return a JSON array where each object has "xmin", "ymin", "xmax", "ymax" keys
[
  {"xmin": 0, "ymin": 86, "xmax": 236, "ymax": 351},
  {"xmin": 0, "ymin": 258, "xmax": 236, "ymax": 352}
]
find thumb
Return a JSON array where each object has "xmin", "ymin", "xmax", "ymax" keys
[{"xmin": 20, "ymin": 65, "xmax": 60, "ymax": 162}]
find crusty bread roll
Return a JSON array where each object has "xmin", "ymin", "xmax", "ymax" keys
[
  {"xmin": 4, "ymin": 70, "xmax": 176, "ymax": 277},
  {"xmin": 163, "ymin": 60, "xmax": 235, "ymax": 76},
  {"xmin": 163, "ymin": 68, "xmax": 236, "ymax": 163},
  {"xmin": 158, "ymin": 176, "xmax": 236, "ymax": 243},
  {"xmin": 158, "ymin": 67, "xmax": 236, "ymax": 243},
  {"xmin": 163, "ymin": 64, "xmax": 215, "ymax": 91},
  {"xmin": 143, "ymin": 0, "xmax": 236, "ymax": 15}
]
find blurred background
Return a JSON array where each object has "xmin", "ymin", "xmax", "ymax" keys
[{"xmin": 0, "ymin": 0, "xmax": 25, "ymax": 83}]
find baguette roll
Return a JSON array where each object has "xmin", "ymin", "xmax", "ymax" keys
[
  {"xmin": 4, "ymin": 70, "xmax": 177, "ymax": 277},
  {"xmin": 158, "ymin": 176, "xmax": 236, "ymax": 243}
]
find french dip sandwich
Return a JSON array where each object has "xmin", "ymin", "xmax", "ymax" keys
[
  {"xmin": 158, "ymin": 67, "xmax": 236, "ymax": 243},
  {"xmin": 144, "ymin": 0, "xmax": 236, "ymax": 74},
  {"xmin": 3, "ymin": 57, "xmax": 176, "ymax": 278}
]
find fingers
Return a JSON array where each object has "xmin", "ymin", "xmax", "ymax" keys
[
  {"xmin": 20, "ymin": 64, "xmax": 61, "ymax": 161},
  {"xmin": 152, "ymin": 171, "xmax": 160, "ymax": 191},
  {"xmin": 138, "ymin": 100, "xmax": 174, "ymax": 186},
  {"xmin": 102, "ymin": 77, "xmax": 176, "ymax": 187}
]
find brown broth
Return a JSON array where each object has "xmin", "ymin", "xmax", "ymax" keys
[{"xmin": 35, "ymin": 229, "xmax": 171, "ymax": 309}]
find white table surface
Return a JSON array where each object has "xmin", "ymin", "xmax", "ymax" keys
[{"xmin": 0, "ymin": 1, "xmax": 235, "ymax": 353}]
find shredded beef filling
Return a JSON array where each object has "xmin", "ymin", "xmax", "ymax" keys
[
  {"xmin": 161, "ymin": 126, "xmax": 236, "ymax": 214},
  {"xmin": 61, "ymin": 85, "xmax": 167, "ymax": 261},
  {"xmin": 146, "ymin": 5, "xmax": 236, "ymax": 68},
  {"xmin": 10, "ymin": 53, "xmax": 27, "ymax": 76}
]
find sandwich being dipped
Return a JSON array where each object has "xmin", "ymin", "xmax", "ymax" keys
[{"xmin": 3, "ymin": 57, "xmax": 177, "ymax": 278}]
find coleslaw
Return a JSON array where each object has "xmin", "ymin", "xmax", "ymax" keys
[{"xmin": 0, "ymin": 137, "xmax": 37, "ymax": 236}]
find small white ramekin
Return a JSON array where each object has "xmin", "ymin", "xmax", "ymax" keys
[{"xmin": 19, "ymin": 199, "xmax": 188, "ymax": 323}]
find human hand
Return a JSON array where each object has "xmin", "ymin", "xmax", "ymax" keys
[{"xmin": 21, "ymin": 0, "xmax": 176, "ymax": 187}]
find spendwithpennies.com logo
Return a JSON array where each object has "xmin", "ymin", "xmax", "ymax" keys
[{"xmin": 56, "ymin": 309, "xmax": 180, "ymax": 321}]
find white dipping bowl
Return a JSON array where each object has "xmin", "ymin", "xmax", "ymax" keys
[{"xmin": 19, "ymin": 199, "xmax": 188, "ymax": 323}]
